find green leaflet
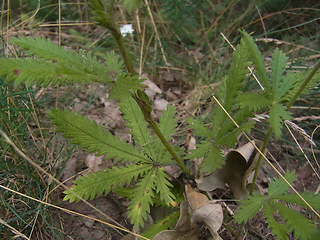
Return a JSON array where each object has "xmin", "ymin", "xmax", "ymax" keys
[
  {"xmin": 269, "ymin": 103, "xmax": 292, "ymax": 138},
  {"xmin": 186, "ymin": 118, "xmax": 212, "ymax": 139},
  {"xmin": 151, "ymin": 104, "xmax": 178, "ymax": 164},
  {"xmin": 118, "ymin": 97, "xmax": 157, "ymax": 160},
  {"xmin": 271, "ymin": 48, "xmax": 289, "ymax": 99},
  {"xmin": 263, "ymin": 202, "xmax": 289, "ymax": 240},
  {"xmin": 273, "ymin": 201, "xmax": 315, "ymax": 240},
  {"xmin": 276, "ymin": 72, "xmax": 299, "ymax": 102},
  {"xmin": 154, "ymin": 168, "xmax": 175, "ymax": 205},
  {"xmin": 48, "ymin": 108, "xmax": 151, "ymax": 163},
  {"xmin": 142, "ymin": 211, "xmax": 180, "ymax": 239},
  {"xmin": 0, "ymin": 58, "xmax": 101, "ymax": 87},
  {"xmin": 128, "ymin": 169, "xmax": 157, "ymax": 229},
  {"xmin": 223, "ymin": 38, "xmax": 250, "ymax": 111},
  {"xmin": 64, "ymin": 164, "xmax": 152, "ymax": 202},
  {"xmin": 186, "ymin": 141, "xmax": 224, "ymax": 173},
  {"xmin": 241, "ymin": 30, "xmax": 270, "ymax": 91},
  {"xmin": 234, "ymin": 194, "xmax": 266, "ymax": 224},
  {"xmin": 10, "ymin": 36, "xmax": 114, "ymax": 84},
  {"xmin": 268, "ymin": 170, "xmax": 296, "ymax": 197},
  {"xmin": 238, "ymin": 92, "xmax": 271, "ymax": 112},
  {"xmin": 104, "ymin": 50, "xmax": 124, "ymax": 76},
  {"xmin": 109, "ymin": 74, "xmax": 143, "ymax": 101},
  {"xmin": 212, "ymin": 39, "xmax": 251, "ymax": 138},
  {"xmin": 276, "ymin": 192, "xmax": 320, "ymax": 210},
  {"xmin": 0, "ymin": 59, "xmax": 61, "ymax": 87},
  {"xmin": 235, "ymin": 171, "xmax": 318, "ymax": 240}
]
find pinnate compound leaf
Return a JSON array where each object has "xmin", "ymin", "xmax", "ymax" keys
[
  {"xmin": 142, "ymin": 211, "xmax": 180, "ymax": 239},
  {"xmin": 155, "ymin": 168, "xmax": 175, "ymax": 205},
  {"xmin": 104, "ymin": 51, "xmax": 124, "ymax": 76},
  {"xmin": 0, "ymin": 59, "xmax": 63, "ymax": 87},
  {"xmin": 200, "ymin": 144, "xmax": 224, "ymax": 173},
  {"xmin": 238, "ymin": 92, "xmax": 271, "ymax": 111},
  {"xmin": 241, "ymin": 31, "xmax": 270, "ymax": 91},
  {"xmin": 276, "ymin": 72, "xmax": 298, "ymax": 102},
  {"xmin": 273, "ymin": 201, "xmax": 315, "ymax": 240},
  {"xmin": 223, "ymin": 38, "xmax": 250, "ymax": 111},
  {"xmin": 48, "ymin": 108, "xmax": 150, "ymax": 163},
  {"xmin": 276, "ymin": 192, "xmax": 320, "ymax": 210},
  {"xmin": 64, "ymin": 164, "xmax": 152, "ymax": 202},
  {"xmin": 109, "ymin": 74, "xmax": 143, "ymax": 101},
  {"xmin": 234, "ymin": 194, "xmax": 266, "ymax": 224},
  {"xmin": 118, "ymin": 97, "xmax": 156, "ymax": 160},
  {"xmin": 263, "ymin": 202, "xmax": 289, "ymax": 240},
  {"xmin": 129, "ymin": 169, "xmax": 157, "ymax": 229},
  {"xmin": 268, "ymin": 170, "xmax": 296, "ymax": 197},
  {"xmin": 152, "ymin": 104, "xmax": 177, "ymax": 163},
  {"xmin": 11, "ymin": 37, "xmax": 113, "ymax": 83},
  {"xmin": 186, "ymin": 141, "xmax": 224, "ymax": 173},
  {"xmin": 186, "ymin": 118, "xmax": 212, "ymax": 139},
  {"xmin": 269, "ymin": 103, "xmax": 292, "ymax": 138},
  {"xmin": 271, "ymin": 48, "xmax": 288, "ymax": 97}
]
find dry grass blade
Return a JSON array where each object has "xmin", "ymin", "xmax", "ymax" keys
[
  {"xmin": 144, "ymin": 0, "xmax": 168, "ymax": 66},
  {"xmin": 284, "ymin": 121, "xmax": 320, "ymax": 180},
  {"xmin": 0, "ymin": 129, "xmax": 141, "ymax": 238},
  {"xmin": 220, "ymin": 32, "xmax": 265, "ymax": 90},
  {"xmin": 0, "ymin": 184, "xmax": 151, "ymax": 240},
  {"xmin": 0, "ymin": 218, "xmax": 30, "ymax": 240},
  {"xmin": 311, "ymin": 125, "xmax": 320, "ymax": 172}
]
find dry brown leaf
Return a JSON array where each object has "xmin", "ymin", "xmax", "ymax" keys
[
  {"xmin": 174, "ymin": 200, "xmax": 193, "ymax": 232},
  {"xmin": 152, "ymin": 229, "xmax": 198, "ymax": 240},
  {"xmin": 197, "ymin": 141, "xmax": 262, "ymax": 199},
  {"xmin": 191, "ymin": 204, "xmax": 223, "ymax": 240},
  {"xmin": 185, "ymin": 184, "xmax": 209, "ymax": 210},
  {"xmin": 185, "ymin": 185, "xmax": 223, "ymax": 239}
]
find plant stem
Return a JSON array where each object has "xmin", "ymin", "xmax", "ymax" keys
[
  {"xmin": 147, "ymin": 117, "xmax": 192, "ymax": 178},
  {"xmin": 99, "ymin": 1, "xmax": 191, "ymax": 178},
  {"xmin": 104, "ymin": 0, "xmax": 135, "ymax": 75},
  {"xmin": 286, "ymin": 61, "xmax": 320, "ymax": 111},
  {"xmin": 249, "ymin": 128, "xmax": 272, "ymax": 195}
]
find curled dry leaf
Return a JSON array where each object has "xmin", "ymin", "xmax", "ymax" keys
[
  {"xmin": 197, "ymin": 140, "xmax": 262, "ymax": 199},
  {"xmin": 185, "ymin": 185, "xmax": 223, "ymax": 240},
  {"xmin": 153, "ymin": 201, "xmax": 198, "ymax": 240},
  {"xmin": 152, "ymin": 229, "xmax": 198, "ymax": 240},
  {"xmin": 185, "ymin": 184, "xmax": 209, "ymax": 210},
  {"xmin": 192, "ymin": 204, "xmax": 223, "ymax": 240},
  {"xmin": 152, "ymin": 185, "xmax": 223, "ymax": 240}
]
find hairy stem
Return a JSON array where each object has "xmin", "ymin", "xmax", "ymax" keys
[
  {"xmin": 98, "ymin": 1, "xmax": 191, "ymax": 178},
  {"xmin": 147, "ymin": 117, "xmax": 192, "ymax": 178}
]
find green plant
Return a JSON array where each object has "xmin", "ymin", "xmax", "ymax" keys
[
  {"xmin": 235, "ymin": 171, "xmax": 320, "ymax": 240},
  {"xmin": 1, "ymin": 0, "xmax": 320, "ymax": 239}
]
